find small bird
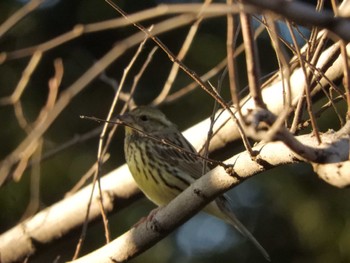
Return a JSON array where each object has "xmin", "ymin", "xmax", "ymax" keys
[{"xmin": 119, "ymin": 106, "xmax": 269, "ymax": 260}]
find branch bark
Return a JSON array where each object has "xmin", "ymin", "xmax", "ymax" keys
[
  {"xmin": 1, "ymin": 1, "xmax": 350, "ymax": 262},
  {"xmin": 69, "ymin": 129, "xmax": 350, "ymax": 263},
  {"xmin": 243, "ymin": 0, "xmax": 350, "ymax": 41},
  {"xmin": 0, "ymin": 166, "xmax": 141, "ymax": 263}
]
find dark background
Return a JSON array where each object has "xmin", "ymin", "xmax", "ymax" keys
[{"xmin": 1, "ymin": 1, "xmax": 350, "ymax": 263}]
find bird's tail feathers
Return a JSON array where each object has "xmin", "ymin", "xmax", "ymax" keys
[{"xmin": 215, "ymin": 196, "xmax": 271, "ymax": 261}]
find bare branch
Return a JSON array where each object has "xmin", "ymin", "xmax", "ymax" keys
[
  {"xmin": 68, "ymin": 129, "xmax": 350, "ymax": 263},
  {"xmin": 0, "ymin": 0, "xmax": 45, "ymax": 38},
  {"xmin": 243, "ymin": 0, "xmax": 350, "ymax": 41},
  {"xmin": 0, "ymin": 166, "xmax": 142, "ymax": 263},
  {"xmin": 0, "ymin": 13, "xmax": 203, "ymax": 186},
  {"xmin": 239, "ymin": 6, "xmax": 264, "ymax": 108},
  {"xmin": 187, "ymin": 42, "xmax": 348, "ymax": 153}
]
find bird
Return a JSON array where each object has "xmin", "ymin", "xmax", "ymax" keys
[{"xmin": 118, "ymin": 106, "xmax": 269, "ymax": 260}]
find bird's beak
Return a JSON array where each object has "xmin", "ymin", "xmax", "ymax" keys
[{"xmin": 115, "ymin": 112, "xmax": 134, "ymax": 129}]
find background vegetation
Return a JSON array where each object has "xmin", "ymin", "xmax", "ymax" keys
[{"xmin": 1, "ymin": 0, "xmax": 350, "ymax": 263}]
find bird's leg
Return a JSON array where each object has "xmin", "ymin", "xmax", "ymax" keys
[{"xmin": 133, "ymin": 206, "xmax": 163, "ymax": 228}]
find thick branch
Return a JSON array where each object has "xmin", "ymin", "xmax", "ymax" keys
[
  {"xmin": 243, "ymin": 0, "xmax": 350, "ymax": 41},
  {"xmin": 69, "ymin": 131, "xmax": 349, "ymax": 263},
  {"xmin": 0, "ymin": 166, "xmax": 141, "ymax": 263},
  {"xmin": 2, "ymin": 121, "xmax": 349, "ymax": 263}
]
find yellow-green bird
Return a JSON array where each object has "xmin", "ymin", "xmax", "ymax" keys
[{"xmin": 119, "ymin": 106, "xmax": 269, "ymax": 260}]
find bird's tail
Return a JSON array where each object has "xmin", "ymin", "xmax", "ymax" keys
[{"xmin": 214, "ymin": 196, "xmax": 271, "ymax": 261}]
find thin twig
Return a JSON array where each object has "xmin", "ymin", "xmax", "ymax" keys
[
  {"xmin": 164, "ymin": 23, "xmax": 265, "ymax": 104},
  {"xmin": 151, "ymin": 0, "xmax": 212, "ymax": 105},
  {"xmin": 72, "ymin": 31, "xmax": 151, "ymax": 260},
  {"xmin": 19, "ymin": 139, "xmax": 43, "ymax": 221},
  {"xmin": 261, "ymin": 16, "xmax": 293, "ymax": 141},
  {"xmin": 0, "ymin": 12, "xmax": 198, "ymax": 186},
  {"xmin": 0, "ymin": 0, "xmax": 46, "ymax": 38},
  {"xmin": 239, "ymin": 5, "xmax": 265, "ymax": 109},
  {"xmin": 0, "ymin": 52, "xmax": 42, "ymax": 106},
  {"xmin": 8, "ymin": 57, "xmax": 62, "ymax": 183},
  {"xmin": 106, "ymin": 0, "xmax": 257, "ymax": 158},
  {"xmin": 226, "ymin": 0, "xmax": 243, "ymax": 120},
  {"xmin": 65, "ymin": 154, "xmax": 110, "ymax": 197},
  {"xmin": 81, "ymin": 116, "xmax": 233, "ymax": 170},
  {"xmin": 340, "ymin": 41, "xmax": 350, "ymax": 118},
  {"xmin": 101, "ymin": 46, "xmax": 159, "ymax": 162},
  {"xmin": 287, "ymin": 16, "xmax": 322, "ymax": 143},
  {"xmin": 1, "ymin": 4, "xmax": 243, "ymax": 62}
]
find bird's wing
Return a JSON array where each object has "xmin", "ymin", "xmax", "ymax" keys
[{"xmin": 151, "ymin": 131, "xmax": 206, "ymax": 180}]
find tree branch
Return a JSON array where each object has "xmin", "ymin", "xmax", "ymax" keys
[
  {"xmin": 187, "ymin": 42, "xmax": 348, "ymax": 152},
  {"xmin": 0, "ymin": 166, "xmax": 142, "ymax": 263},
  {"xmin": 243, "ymin": 0, "xmax": 350, "ymax": 41},
  {"xmin": 69, "ymin": 129, "xmax": 350, "ymax": 263}
]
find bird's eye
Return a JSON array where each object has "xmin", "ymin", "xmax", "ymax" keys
[{"xmin": 139, "ymin": 115, "xmax": 148, "ymax": 121}]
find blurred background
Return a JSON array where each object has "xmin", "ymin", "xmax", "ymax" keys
[{"xmin": 1, "ymin": 0, "xmax": 350, "ymax": 263}]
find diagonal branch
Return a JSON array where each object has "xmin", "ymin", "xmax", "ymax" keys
[
  {"xmin": 243, "ymin": 0, "xmax": 350, "ymax": 41},
  {"xmin": 68, "ymin": 129, "xmax": 349, "ymax": 263}
]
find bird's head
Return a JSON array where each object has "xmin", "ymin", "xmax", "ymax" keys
[{"xmin": 118, "ymin": 106, "xmax": 176, "ymax": 134}]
